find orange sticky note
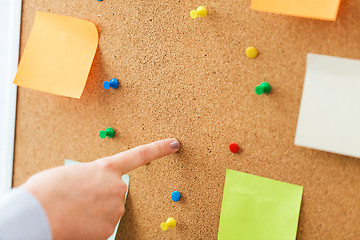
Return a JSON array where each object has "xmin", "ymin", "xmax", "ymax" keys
[
  {"xmin": 14, "ymin": 12, "xmax": 98, "ymax": 98},
  {"xmin": 250, "ymin": 0, "xmax": 341, "ymax": 21}
]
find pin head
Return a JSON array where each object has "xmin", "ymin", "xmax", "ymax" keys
[
  {"xmin": 160, "ymin": 222, "xmax": 168, "ymax": 231},
  {"xmin": 229, "ymin": 143, "xmax": 239, "ymax": 153},
  {"xmin": 99, "ymin": 130, "xmax": 107, "ymax": 139},
  {"xmin": 190, "ymin": 10, "xmax": 198, "ymax": 19},
  {"xmin": 246, "ymin": 47, "xmax": 258, "ymax": 59},
  {"xmin": 171, "ymin": 191, "xmax": 181, "ymax": 202},
  {"xmin": 103, "ymin": 81, "xmax": 111, "ymax": 90}
]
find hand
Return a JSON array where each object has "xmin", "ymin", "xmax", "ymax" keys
[{"xmin": 22, "ymin": 138, "xmax": 180, "ymax": 240}]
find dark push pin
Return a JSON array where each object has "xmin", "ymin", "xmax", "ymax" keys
[
  {"xmin": 99, "ymin": 127, "xmax": 115, "ymax": 139},
  {"xmin": 255, "ymin": 82, "xmax": 271, "ymax": 95},
  {"xmin": 103, "ymin": 78, "xmax": 119, "ymax": 90}
]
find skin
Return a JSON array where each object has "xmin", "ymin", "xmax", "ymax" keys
[{"xmin": 22, "ymin": 138, "xmax": 180, "ymax": 240}]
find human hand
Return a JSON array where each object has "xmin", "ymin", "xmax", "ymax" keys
[{"xmin": 22, "ymin": 138, "xmax": 180, "ymax": 240}]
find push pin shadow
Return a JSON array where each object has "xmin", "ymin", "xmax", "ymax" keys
[
  {"xmin": 190, "ymin": 6, "xmax": 207, "ymax": 19},
  {"xmin": 103, "ymin": 78, "xmax": 119, "ymax": 90},
  {"xmin": 99, "ymin": 127, "xmax": 115, "ymax": 139},
  {"xmin": 160, "ymin": 218, "xmax": 176, "ymax": 231},
  {"xmin": 255, "ymin": 82, "xmax": 271, "ymax": 95}
]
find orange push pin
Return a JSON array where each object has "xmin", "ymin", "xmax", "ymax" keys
[{"xmin": 160, "ymin": 217, "xmax": 176, "ymax": 231}]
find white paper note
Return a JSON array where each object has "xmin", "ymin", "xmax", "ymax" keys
[{"xmin": 295, "ymin": 53, "xmax": 360, "ymax": 158}]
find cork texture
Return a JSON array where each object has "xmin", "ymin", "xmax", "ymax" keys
[{"xmin": 13, "ymin": 0, "xmax": 360, "ymax": 239}]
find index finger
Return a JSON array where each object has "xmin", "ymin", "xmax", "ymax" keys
[{"xmin": 104, "ymin": 138, "xmax": 180, "ymax": 174}]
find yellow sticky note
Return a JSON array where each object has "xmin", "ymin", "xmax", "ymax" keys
[
  {"xmin": 14, "ymin": 12, "xmax": 98, "ymax": 98},
  {"xmin": 250, "ymin": 0, "xmax": 341, "ymax": 21}
]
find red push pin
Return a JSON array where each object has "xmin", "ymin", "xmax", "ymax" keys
[{"xmin": 229, "ymin": 142, "xmax": 239, "ymax": 153}]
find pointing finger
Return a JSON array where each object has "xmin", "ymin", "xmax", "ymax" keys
[{"xmin": 104, "ymin": 138, "xmax": 180, "ymax": 174}]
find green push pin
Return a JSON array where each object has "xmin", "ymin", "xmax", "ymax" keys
[
  {"xmin": 99, "ymin": 127, "xmax": 115, "ymax": 139},
  {"xmin": 255, "ymin": 82, "xmax": 271, "ymax": 95}
]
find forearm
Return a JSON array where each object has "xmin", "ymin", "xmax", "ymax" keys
[{"xmin": 0, "ymin": 188, "xmax": 52, "ymax": 240}]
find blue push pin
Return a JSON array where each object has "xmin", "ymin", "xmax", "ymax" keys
[
  {"xmin": 171, "ymin": 191, "xmax": 181, "ymax": 202},
  {"xmin": 103, "ymin": 78, "xmax": 119, "ymax": 90}
]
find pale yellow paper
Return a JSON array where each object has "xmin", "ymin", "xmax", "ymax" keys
[{"xmin": 251, "ymin": 0, "xmax": 341, "ymax": 21}]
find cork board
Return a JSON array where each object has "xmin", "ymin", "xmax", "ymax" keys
[{"xmin": 13, "ymin": 0, "xmax": 360, "ymax": 239}]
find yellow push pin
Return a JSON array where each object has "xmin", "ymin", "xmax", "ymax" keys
[
  {"xmin": 160, "ymin": 217, "xmax": 176, "ymax": 231},
  {"xmin": 246, "ymin": 46, "xmax": 258, "ymax": 59},
  {"xmin": 190, "ymin": 6, "xmax": 207, "ymax": 19}
]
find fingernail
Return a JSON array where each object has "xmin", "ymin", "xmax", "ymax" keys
[{"xmin": 170, "ymin": 139, "xmax": 180, "ymax": 150}]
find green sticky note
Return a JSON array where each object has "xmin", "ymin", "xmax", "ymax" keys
[{"xmin": 218, "ymin": 169, "xmax": 303, "ymax": 240}]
